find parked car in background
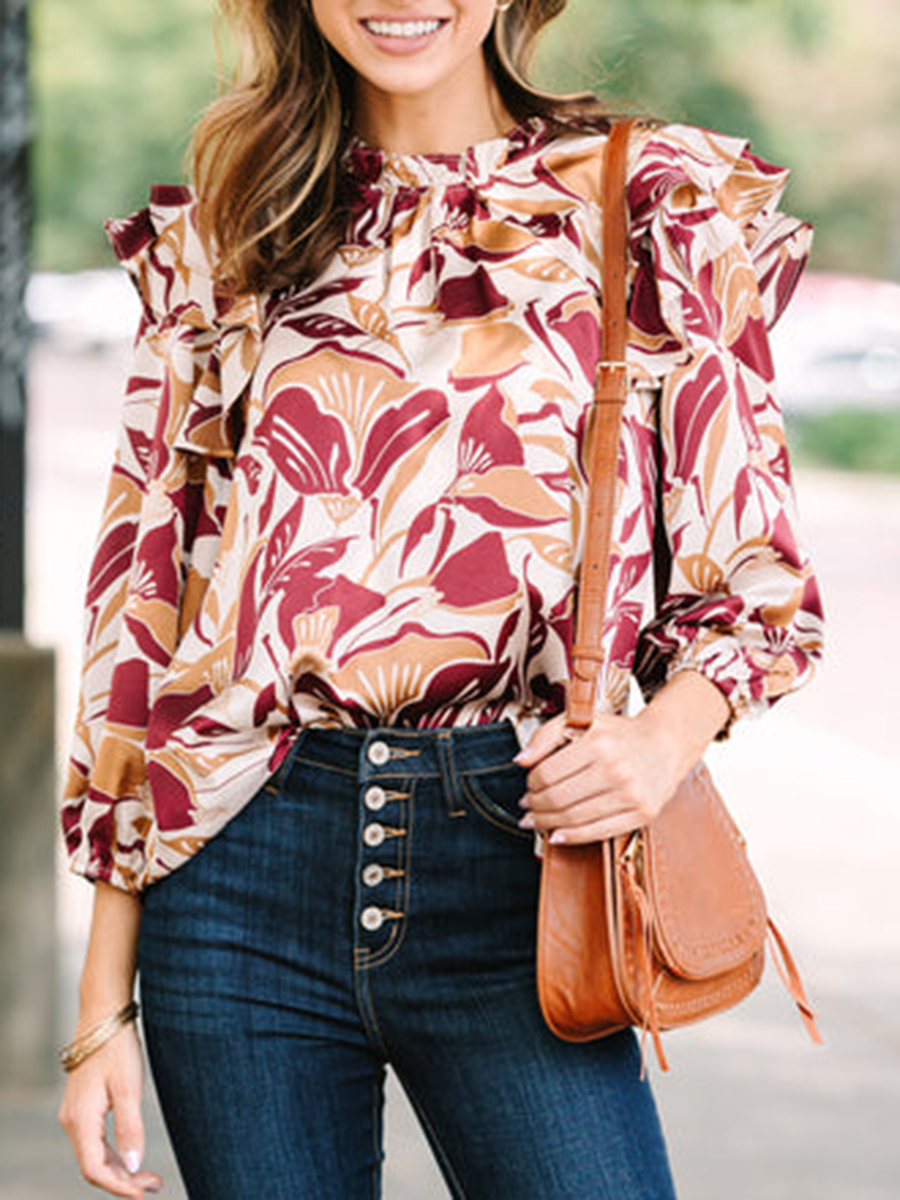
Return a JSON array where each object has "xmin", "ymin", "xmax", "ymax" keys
[
  {"xmin": 26, "ymin": 270, "xmax": 140, "ymax": 351},
  {"xmin": 771, "ymin": 272, "xmax": 900, "ymax": 413}
]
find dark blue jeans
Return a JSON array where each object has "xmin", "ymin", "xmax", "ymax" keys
[{"xmin": 138, "ymin": 723, "xmax": 676, "ymax": 1199}]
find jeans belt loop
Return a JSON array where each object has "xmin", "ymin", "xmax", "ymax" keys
[{"xmin": 435, "ymin": 730, "xmax": 467, "ymax": 816}]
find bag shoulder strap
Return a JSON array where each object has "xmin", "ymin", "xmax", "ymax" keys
[{"xmin": 566, "ymin": 118, "xmax": 636, "ymax": 729}]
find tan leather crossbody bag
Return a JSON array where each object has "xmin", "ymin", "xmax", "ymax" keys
[{"xmin": 535, "ymin": 120, "xmax": 822, "ymax": 1070}]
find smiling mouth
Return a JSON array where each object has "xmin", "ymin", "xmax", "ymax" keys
[{"xmin": 362, "ymin": 18, "xmax": 447, "ymax": 39}]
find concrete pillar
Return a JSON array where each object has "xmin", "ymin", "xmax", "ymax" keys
[{"xmin": 0, "ymin": 636, "xmax": 57, "ymax": 1086}]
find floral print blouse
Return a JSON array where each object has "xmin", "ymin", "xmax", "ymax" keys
[{"xmin": 62, "ymin": 118, "xmax": 824, "ymax": 893}]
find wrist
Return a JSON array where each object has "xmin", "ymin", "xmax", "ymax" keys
[
  {"xmin": 634, "ymin": 703, "xmax": 692, "ymax": 791},
  {"xmin": 78, "ymin": 965, "xmax": 136, "ymax": 1026},
  {"xmin": 636, "ymin": 670, "xmax": 730, "ymax": 785},
  {"xmin": 60, "ymin": 999, "xmax": 140, "ymax": 1073},
  {"xmin": 76, "ymin": 987, "xmax": 136, "ymax": 1035}
]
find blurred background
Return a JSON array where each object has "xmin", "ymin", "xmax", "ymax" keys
[
  {"xmin": 28, "ymin": 0, "xmax": 900, "ymax": 465},
  {"xmin": 2, "ymin": 0, "xmax": 899, "ymax": 1197}
]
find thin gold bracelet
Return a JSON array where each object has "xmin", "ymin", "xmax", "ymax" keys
[{"xmin": 58, "ymin": 1000, "xmax": 140, "ymax": 1073}]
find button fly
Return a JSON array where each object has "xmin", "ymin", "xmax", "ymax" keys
[
  {"xmin": 360, "ymin": 906, "xmax": 385, "ymax": 932},
  {"xmin": 367, "ymin": 740, "xmax": 391, "ymax": 766},
  {"xmin": 362, "ymin": 864, "xmax": 385, "ymax": 887},
  {"xmin": 363, "ymin": 823, "xmax": 386, "ymax": 848},
  {"xmin": 364, "ymin": 785, "xmax": 387, "ymax": 812}
]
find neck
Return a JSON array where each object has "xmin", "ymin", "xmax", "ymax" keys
[{"xmin": 354, "ymin": 61, "xmax": 515, "ymax": 155}]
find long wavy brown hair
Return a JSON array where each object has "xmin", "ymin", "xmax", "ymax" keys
[{"xmin": 193, "ymin": 0, "xmax": 605, "ymax": 294}]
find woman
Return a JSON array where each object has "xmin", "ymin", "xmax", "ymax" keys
[{"xmin": 58, "ymin": 1, "xmax": 823, "ymax": 1197}]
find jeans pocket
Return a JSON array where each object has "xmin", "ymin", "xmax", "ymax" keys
[{"xmin": 460, "ymin": 763, "xmax": 531, "ymax": 839}]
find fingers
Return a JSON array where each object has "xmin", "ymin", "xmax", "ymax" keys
[
  {"xmin": 520, "ymin": 772, "xmax": 616, "ymax": 828},
  {"xmin": 521, "ymin": 714, "xmax": 624, "ymax": 791},
  {"xmin": 93, "ymin": 1135, "xmax": 163, "ymax": 1198},
  {"xmin": 64, "ymin": 1105, "xmax": 162, "ymax": 1197},
  {"xmin": 529, "ymin": 808, "xmax": 644, "ymax": 846},
  {"xmin": 524, "ymin": 802, "xmax": 661, "ymax": 845},
  {"xmin": 513, "ymin": 713, "xmax": 571, "ymax": 768},
  {"xmin": 59, "ymin": 1033, "xmax": 163, "ymax": 1197},
  {"xmin": 527, "ymin": 745, "xmax": 619, "ymax": 806},
  {"xmin": 60, "ymin": 1081, "xmax": 143, "ymax": 1197},
  {"xmin": 110, "ymin": 1072, "xmax": 155, "ymax": 1190},
  {"xmin": 517, "ymin": 714, "xmax": 665, "ymax": 843},
  {"xmin": 521, "ymin": 717, "xmax": 624, "ymax": 806}
]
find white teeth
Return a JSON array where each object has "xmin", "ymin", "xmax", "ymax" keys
[{"xmin": 365, "ymin": 18, "xmax": 443, "ymax": 39}]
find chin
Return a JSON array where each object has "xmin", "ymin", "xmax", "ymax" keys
[{"xmin": 354, "ymin": 58, "xmax": 456, "ymax": 100}]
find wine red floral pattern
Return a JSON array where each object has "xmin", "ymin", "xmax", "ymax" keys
[{"xmin": 62, "ymin": 119, "xmax": 824, "ymax": 892}]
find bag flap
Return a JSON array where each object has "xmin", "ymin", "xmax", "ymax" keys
[{"xmin": 640, "ymin": 763, "xmax": 767, "ymax": 978}]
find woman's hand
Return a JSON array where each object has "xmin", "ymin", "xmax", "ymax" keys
[
  {"xmin": 59, "ymin": 1019, "xmax": 162, "ymax": 1197},
  {"xmin": 59, "ymin": 882, "xmax": 159, "ymax": 1196},
  {"xmin": 515, "ymin": 670, "xmax": 731, "ymax": 845}
]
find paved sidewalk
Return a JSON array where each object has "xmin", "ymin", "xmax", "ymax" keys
[{"xmin": 2, "ymin": 345, "xmax": 898, "ymax": 1198}]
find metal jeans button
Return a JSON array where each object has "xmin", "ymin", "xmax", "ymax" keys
[
  {"xmin": 363, "ymin": 823, "xmax": 386, "ymax": 848},
  {"xmin": 360, "ymin": 906, "xmax": 385, "ymax": 932},
  {"xmin": 364, "ymin": 785, "xmax": 387, "ymax": 811},
  {"xmin": 362, "ymin": 864, "xmax": 385, "ymax": 887},
  {"xmin": 367, "ymin": 740, "xmax": 391, "ymax": 766}
]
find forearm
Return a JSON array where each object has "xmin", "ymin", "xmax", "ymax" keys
[
  {"xmin": 635, "ymin": 669, "xmax": 731, "ymax": 788},
  {"xmin": 77, "ymin": 882, "xmax": 142, "ymax": 1029}
]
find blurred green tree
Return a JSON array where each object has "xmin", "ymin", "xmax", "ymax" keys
[
  {"xmin": 32, "ymin": 0, "xmax": 900, "ymax": 279},
  {"xmin": 541, "ymin": 0, "xmax": 900, "ymax": 279},
  {"xmin": 33, "ymin": 0, "xmax": 216, "ymax": 269}
]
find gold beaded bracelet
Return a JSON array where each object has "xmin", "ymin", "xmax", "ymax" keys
[{"xmin": 58, "ymin": 1000, "xmax": 140, "ymax": 1073}]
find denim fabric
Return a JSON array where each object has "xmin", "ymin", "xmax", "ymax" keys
[{"xmin": 138, "ymin": 723, "xmax": 676, "ymax": 1200}]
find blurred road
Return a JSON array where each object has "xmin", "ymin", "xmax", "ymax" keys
[{"xmin": 2, "ymin": 341, "xmax": 898, "ymax": 1199}]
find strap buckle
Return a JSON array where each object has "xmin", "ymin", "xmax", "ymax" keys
[{"xmin": 595, "ymin": 360, "xmax": 630, "ymax": 404}]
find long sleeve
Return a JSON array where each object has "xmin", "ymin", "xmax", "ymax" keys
[
  {"xmin": 61, "ymin": 189, "xmax": 260, "ymax": 891},
  {"xmin": 627, "ymin": 125, "xmax": 824, "ymax": 724}
]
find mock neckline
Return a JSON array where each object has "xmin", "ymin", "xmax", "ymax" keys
[{"xmin": 344, "ymin": 115, "xmax": 552, "ymax": 188}]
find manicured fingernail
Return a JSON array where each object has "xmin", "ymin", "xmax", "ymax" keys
[
  {"xmin": 518, "ymin": 796, "xmax": 530, "ymax": 809},
  {"xmin": 518, "ymin": 813, "xmax": 536, "ymax": 830},
  {"xmin": 513, "ymin": 752, "xmax": 527, "ymax": 764},
  {"xmin": 549, "ymin": 830, "xmax": 568, "ymax": 845},
  {"xmin": 123, "ymin": 1150, "xmax": 142, "ymax": 1175}
]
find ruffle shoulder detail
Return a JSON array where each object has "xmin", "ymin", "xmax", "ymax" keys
[
  {"xmin": 626, "ymin": 124, "xmax": 812, "ymax": 372},
  {"xmin": 105, "ymin": 185, "xmax": 261, "ymax": 458}
]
